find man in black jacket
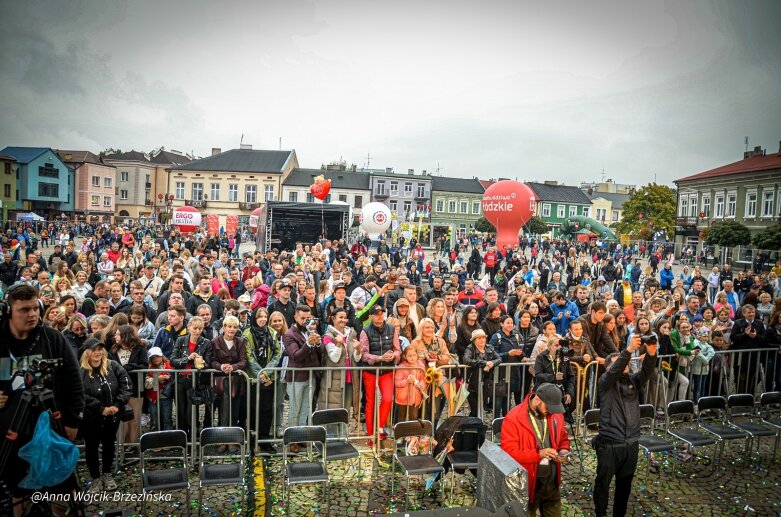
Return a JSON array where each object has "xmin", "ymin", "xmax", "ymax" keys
[
  {"xmin": 533, "ymin": 336, "xmax": 576, "ymax": 412},
  {"xmin": 592, "ymin": 335, "xmax": 656, "ymax": 517}
]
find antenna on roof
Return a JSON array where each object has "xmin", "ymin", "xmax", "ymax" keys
[
  {"xmin": 279, "ymin": 137, "xmax": 282, "ymax": 151},
  {"xmin": 366, "ymin": 152, "xmax": 371, "ymax": 169},
  {"xmin": 601, "ymin": 168, "xmax": 606, "ymax": 182},
  {"xmin": 240, "ymin": 134, "xmax": 244, "ymax": 147},
  {"xmin": 745, "ymin": 136, "xmax": 749, "ymax": 153},
  {"xmin": 435, "ymin": 162, "xmax": 442, "ymax": 175}
]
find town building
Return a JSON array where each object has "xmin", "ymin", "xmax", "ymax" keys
[
  {"xmin": 0, "ymin": 147, "xmax": 75, "ymax": 221},
  {"xmin": 430, "ymin": 176, "xmax": 484, "ymax": 246},
  {"xmin": 674, "ymin": 143, "xmax": 781, "ymax": 251},
  {"xmin": 369, "ymin": 168, "xmax": 433, "ymax": 245},
  {"xmin": 581, "ymin": 180, "xmax": 634, "ymax": 226},
  {"xmin": 104, "ymin": 148, "xmax": 192, "ymax": 221},
  {"xmin": 527, "ymin": 181, "xmax": 593, "ymax": 237},
  {"xmin": 281, "ymin": 167, "xmax": 370, "ymax": 220},
  {"xmin": 56, "ymin": 150, "xmax": 116, "ymax": 223},
  {"xmin": 167, "ymin": 147, "xmax": 299, "ymax": 227},
  {"xmin": 0, "ymin": 154, "xmax": 18, "ymax": 222}
]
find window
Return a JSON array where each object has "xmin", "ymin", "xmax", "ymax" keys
[
  {"xmin": 727, "ymin": 193, "xmax": 736, "ymax": 217},
  {"xmin": 175, "ymin": 182, "xmax": 185, "ymax": 200},
  {"xmin": 436, "ymin": 199, "xmax": 444, "ymax": 212},
  {"xmin": 246, "ymin": 185, "xmax": 257, "ymax": 203},
  {"xmin": 417, "ymin": 184, "xmax": 426, "ymax": 198},
  {"xmin": 612, "ymin": 210, "xmax": 619, "ymax": 221},
  {"xmin": 542, "ymin": 203, "xmax": 551, "ymax": 217},
  {"xmin": 376, "ymin": 180, "xmax": 386, "ymax": 196},
  {"xmin": 680, "ymin": 197, "xmax": 688, "ymax": 217},
  {"xmin": 762, "ymin": 191, "xmax": 774, "ymax": 216},
  {"xmin": 701, "ymin": 196, "xmax": 710, "ymax": 217},
  {"xmin": 120, "ymin": 171, "xmax": 128, "ymax": 182},
  {"xmin": 403, "ymin": 201, "xmax": 412, "ymax": 215},
  {"xmin": 715, "ymin": 195, "xmax": 724, "ymax": 217},
  {"xmin": 3, "ymin": 184, "xmax": 9, "ymax": 197},
  {"xmin": 38, "ymin": 163, "xmax": 59, "ymax": 178},
  {"xmin": 472, "ymin": 200, "xmax": 480, "ymax": 214},
  {"xmin": 460, "ymin": 201, "xmax": 468, "ymax": 214},
  {"xmin": 338, "ymin": 194, "xmax": 347, "ymax": 203},
  {"xmin": 264, "ymin": 185, "xmax": 274, "ymax": 201},
  {"xmin": 92, "ymin": 176, "xmax": 100, "ymax": 187},
  {"xmin": 354, "ymin": 195, "xmax": 362, "ymax": 209},
  {"xmin": 210, "ymin": 183, "xmax": 220, "ymax": 201},
  {"xmin": 104, "ymin": 177, "xmax": 112, "ymax": 188},
  {"xmin": 404, "ymin": 182, "xmax": 413, "ymax": 197},
  {"xmin": 228, "ymin": 184, "xmax": 238, "ymax": 202},
  {"xmin": 306, "ymin": 192, "xmax": 314, "ymax": 203},
  {"xmin": 91, "ymin": 195, "xmax": 99, "ymax": 205},
  {"xmin": 120, "ymin": 189, "xmax": 128, "ymax": 200},
  {"xmin": 390, "ymin": 200, "xmax": 398, "ymax": 212},
  {"xmin": 459, "ymin": 223, "xmax": 467, "ymax": 234},
  {"xmin": 103, "ymin": 196, "xmax": 111, "ymax": 207},
  {"xmin": 689, "ymin": 195, "xmax": 697, "ymax": 217},
  {"xmin": 191, "ymin": 183, "xmax": 203, "ymax": 200},
  {"xmin": 582, "ymin": 207, "xmax": 590, "ymax": 218},
  {"xmin": 745, "ymin": 192, "xmax": 757, "ymax": 218},
  {"xmin": 288, "ymin": 192, "xmax": 298, "ymax": 202},
  {"xmin": 557, "ymin": 205, "xmax": 565, "ymax": 218},
  {"xmin": 390, "ymin": 181, "xmax": 398, "ymax": 196},
  {"xmin": 145, "ymin": 174, "xmax": 150, "ymax": 187},
  {"xmin": 324, "ymin": 194, "xmax": 331, "ymax": 203},
  {"xmin": 448, "ymin": 200, "xmax": 456, "ymax": 213},
  {"xmin": 569, "ymin": 205, "xmax": 576, "ymax": 217},
  {"xmin": 4, "ymin": 163, "xmax": 10, "ymax": 174},
  {"xmin": 38, "ymin": 182, "xmax": 59, "ymax": 197}
]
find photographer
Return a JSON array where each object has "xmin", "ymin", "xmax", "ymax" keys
[
  {"xmin": 0, "ymin": 285, "xmax": 84, "ymax": 512},
  {"xmin": 533, "ymin": 336, "xmax": 576, "ymax": 413},
  {"xmin": 563, "ymin": 320, "xmax": 598, "ymax": 368}
]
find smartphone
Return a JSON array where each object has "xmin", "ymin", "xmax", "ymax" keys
[{"xmin": 558, "ymin": 450, "xmax": 571, "ymax": 458}]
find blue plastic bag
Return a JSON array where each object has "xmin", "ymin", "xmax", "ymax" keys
[{"xmin": 18, "ymin": 411, "xmax": 79, "ymax": 489}]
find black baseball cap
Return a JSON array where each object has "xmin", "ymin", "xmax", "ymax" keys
[
  {"xmin": 535, "ymin": 383, "xmax": 565, "ymax": 414},
  {"xmin": 368, "ymin": 304, "xmax": 385, "ymax": 316}
]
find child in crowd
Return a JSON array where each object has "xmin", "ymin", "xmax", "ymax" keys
[
  {"xmin": 691, "ymin": 328, "xmax": 715, "ymax": 403},
  {"xmin": 394, "ymin": 345, "xmax": 428, "ymax": 422},
  {"xmin": 144, "ymin": 347, "xmax": 174, "ymax": 431}
]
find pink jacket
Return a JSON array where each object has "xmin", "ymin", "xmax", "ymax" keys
[{"xmin": 394, "ymin": 359, "xmax": 426, "ymax": 407}]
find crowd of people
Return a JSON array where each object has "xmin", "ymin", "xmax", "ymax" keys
[{"xmin": 2, "ymin": 220, "xmax": 781, "ymax": 516}]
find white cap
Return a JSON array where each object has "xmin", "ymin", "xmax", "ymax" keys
[{"xmin": 147, "ymin": 346, "xmax": 164, "ymax": 359}]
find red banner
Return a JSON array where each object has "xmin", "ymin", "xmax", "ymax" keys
[
  {"xmin": 225, "ymin": 215, "xmax": 238, "ymax": 236},
  {"xmin": 207, "ymin": 214, "xmax": 219, "ymax": 236}
]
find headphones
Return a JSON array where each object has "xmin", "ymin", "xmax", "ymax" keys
[{"xmin": 1, "ymin": 283, "xmax": 36, "ymax": 320}]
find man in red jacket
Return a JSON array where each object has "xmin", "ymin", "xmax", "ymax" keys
[{"xmin": 501, "ymin": 383, "xmax": 571, "ymax": 516}]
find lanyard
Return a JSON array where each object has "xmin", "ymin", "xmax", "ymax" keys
[{"xmin": 529, "ymin": 410, "xmax": 548, "ymax": 449}]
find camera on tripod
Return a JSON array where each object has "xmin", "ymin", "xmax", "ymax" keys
[
  {"xmin": 13, "ymin": 358, "xmax": 63, "ymax": 389},
  {"xmin": 557, "ymin": 338, "xmax": 576, "ymax": 360}
]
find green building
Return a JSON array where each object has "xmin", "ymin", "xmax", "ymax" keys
[
  {"xmin": 430, "ymin": 176, "xmax": 485, "ymax": 246},
  {"xmin": 527, "ymin": 181, "xmax": 593, "ymax": 238}
]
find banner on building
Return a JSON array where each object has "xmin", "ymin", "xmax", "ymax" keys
[
  {"xmin": 207, "ymin": 214, "xmax": 219, "ymax": 236},
  {"xmin": 226, "ymin": 215, "xmax": 238, "ymax": 236}
]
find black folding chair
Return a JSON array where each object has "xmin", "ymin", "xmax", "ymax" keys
[
  {"xmin": 198, "ymin": 427, "xmax": 245, "ymax": 516},
  {"xmin": 665, "ymin": 400, "xmax": 717, "ymax": 472},
  {"xmin": 638, "ymin": 404, "xmax": 675, "ymax": 481},
  {"xmin": 391, "ymin": 420, "xmax": 445, "ymax": 508},
  {"xmin": 139, "ymin": 430, "xmax": 190, "ymax": 516},
  {"xmin": 759, "ymin": 392, "xmax": 781, "ymax": 458},
  {"xmin": 282, "ymin": 426, "xmax": 329, "ymax": 516},
  {"xmin": 445, "ymin": 422, "xmax": 485, "ymax": 502},
  {"xmin": 491, "ymin": 417, "xmax": 504, "ymax": 444},
  {"xmin": 697, "ymin": 396, "xmax": 748, "ymax": 465},
  {"xmin": 727, "ymin": 394, "xmax": 777, "ymax": 457},
  {"xmin": 312, "ymin": 408, "xmax": 361, "ymax": 474}
]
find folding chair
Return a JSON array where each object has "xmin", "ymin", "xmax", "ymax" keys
[
  {"xmin": 139, "ymin": 430, "xmax": 190, "ymax": 516},
  {"xmin": 491, "ymin": 417, "xmax": 504, "ymax": 444},
  {"xmin": 727, "ymin": 394, "xmax": 777, "ymax": 457},
  {"xmin": 580, "ymin": 408, "xmax": 601, "ymax": 473},
  {"xmin": 198, "ymin": 427, "xmax": 245, "ymax": 516},
  {"xmin": 282, "ymin": 426, "xmax": 329, "ymax": 516},
  {"xmin": 391, "ymin": 420, "xmax": 445, "ymax": 508},
  {"xmin": 638, "ymin": 404, "xmax": 675, "ymax": 481},
  {"xmin": 697, "ymin": 396, "xmax": 748, "ymax": 464},
  {"xmin": 312, "ymin": 408, "xmax": 361, "ymax": 474},
  {"xmin": 759, "ymin": 392, "xmax": 781, "ymax": 458},
  {"xmin": 665, "ymin": 400, "xmax": 717, "ymax": 472},
  {"xmin": 445, "ymin": 421, "xmax": 485, "ymax": 502}
]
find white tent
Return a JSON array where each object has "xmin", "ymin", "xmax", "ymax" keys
[{"xmin": 17, "ymin": 212, "xmax": 45, "ymax": 221}]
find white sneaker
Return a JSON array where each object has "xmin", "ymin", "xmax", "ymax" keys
[
  {"xmin": 102, "ymin": 473, "xmax": 117, "ymax": 491},
  {"xmin": 140, "ymin": 414, "xmax": 150, "ymax": 428},
  {"xmin": 88, "ymin": 477, "xmax": 103, "ymax": 493}
]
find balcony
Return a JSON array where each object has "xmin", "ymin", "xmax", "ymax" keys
[
  {"xmin": 374, "ymin": 190, "xmax": 389, "ymax": 199},
  {"xmin": 239, "ymin": 202, "xmax": 260, "ymax": 211},
  {"xmin": 676, "ymin": 216, "xmax": 698, "ymax": 227},
  {"xmin": 186, "ymin": 199, "xmax": 207, "ymax": 208}
]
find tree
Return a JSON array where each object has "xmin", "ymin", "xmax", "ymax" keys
[
  {"xmin": 524, "ymin": 216, "xmax": 548, "ymax": 235},
  {"xmin": 474, "ymin": 217, "xmax": 496, "ymax": 233},
  {"xmin": 752, "ymin": 224, "xmax": 781, "ymax": 250},
  {"xmin": 99, "ymin": 148, "xmax": 122, "ymax": 157},
  {"xmin": 614, "ymin": 183, "xmax": 676, "ymax": 238},
  {"xmin": 705, "ymin": 220, "xmax": 752, "ymax": 247}
]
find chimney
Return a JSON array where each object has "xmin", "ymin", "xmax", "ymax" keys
[
  {"xmin": 778, "ymin": 140, "xmax": 781, "ymax": 153},
  {"xmin": 240, "ymin": 144, "xmax": 252, "ymax": 150},
  {"xmin": 211, "ymin": 148, "xmax": 221, "ymax": 156},
  {"xmin": 408, "ymin": 168, "xmax": 415, "ymax": 175},
  {"xmin": 385, "ymin": 167, "xmax": 393, "ymax": 173}
]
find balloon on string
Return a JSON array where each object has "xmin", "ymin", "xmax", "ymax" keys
[
  {"xmin": 481, "ymin": 180, "xmax": 535, "ymax": 249},
  {"xmin": 309, "ymin": 175, "xmax": 331, "ymax": 201},
  {"xmin": 360, "ymin": 202, "xmax": 392, "ymax": 239},
  {"xmin": 248, "ymin": 206, "xmax": 264, "ymax": 231},
  {"xmin": 171, "ymin": 206, "xmax": 202, "ymax": 233}
]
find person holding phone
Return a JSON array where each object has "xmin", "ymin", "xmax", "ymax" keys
[{"xmin": 500, "ymin": 383, "xmax": 571, "ymax": 516}]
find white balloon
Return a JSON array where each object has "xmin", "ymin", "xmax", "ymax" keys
[{"xmin": 360, "ymin": 202, "xmax": 391, "ymax": 239}]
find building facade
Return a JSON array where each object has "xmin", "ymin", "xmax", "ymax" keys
[
  {"xmin": 581, "ymin": 180, "xmax": 633, "ymax": 226},
  {"xmin": 56, "ymin": 150, "xmax": 116, "ymax": 222},
  {"xmin": 0, "ymin": 147, "xmax": 74, "ymax": 220},
  {"xmin": 430, "ymin": 176, "xmax": 484, "ymax": 246},
  {"xmin": 368, "ymin": 169, "xmax": 433, "ymax": 244},
  {"xmin": 0, "ymin": 154, "xmax": 18, "ymax": 222},
  {"xmin": 527, "ymin": 181, "xmax": 593, "ymax": 238},
  {"xmin": 281, "ymin": 168, "xmax": 370, "ymax": 220},
  {"xmin": 674, "ymin": 144, "xmax": 781, "ymax": 252},
  {"xmin": 167, "ymin": 148, "xmax": 299, "ymax": 227}
]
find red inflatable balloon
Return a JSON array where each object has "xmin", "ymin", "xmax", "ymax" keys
[
  {"xmin": 171, "ymin": 205, "xmax": 202, "ymax": 233},
  {"xmin": 310, "ymin": 175, "xmax": 331, "ymax": 201},
  {"xmin": 481, "ymin": 180, "xmax": 536, "ymax": 249},
  {"xmin": 249, "ymin": 206, "xmax": 264, "ymax": 231}
]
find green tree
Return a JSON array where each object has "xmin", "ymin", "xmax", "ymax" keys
[
  {"xmin": 524, "ymin": 216, "xmax": 548, "ymax": 235},
  {"xmin": 99, "ymin": 147, "xmax": 122, "ymax": 157},
  {"xmin": 614, "ymin": 183, "xmax": 676, "ymax": 237},
  {"xmin": 752, "ymin": 224, "xmax": 781, "ymax": 250},
  {"xmin": 705, "ymin": 220, "xmax": 752, "ymax": 247},
  {"xmin": 475, "ymin": 217, "xmax": 496, "ymax": 233}
]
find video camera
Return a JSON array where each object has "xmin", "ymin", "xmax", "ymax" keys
[
  {"xmin": 557, "ymin": 339, "xmax": 576, "ymax": 360},
  {"xmin": 639, "ymin": 335, "xmax": 658, "ymax": 345}
]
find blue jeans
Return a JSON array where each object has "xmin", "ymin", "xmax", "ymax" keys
[
  {"xmin": 149, "ymin": 398, "xmax": 173, "ymax": 431},
  {"xmin": 692, "ymin": 374, "xmax": 708, "ymax": 403}
]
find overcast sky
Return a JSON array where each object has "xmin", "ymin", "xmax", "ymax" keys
[{"xmin": 1, "ymin": 0, "xmax": 779, "ymax": 187}]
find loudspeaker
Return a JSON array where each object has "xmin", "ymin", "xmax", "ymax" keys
[{"xmin": 476, "ymin": 441, "xmax": 528, "ymax": 514}]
